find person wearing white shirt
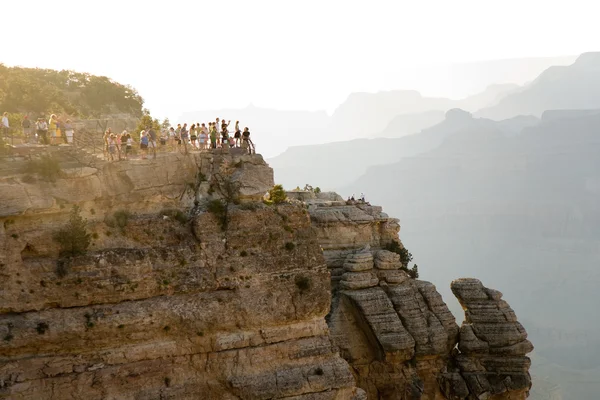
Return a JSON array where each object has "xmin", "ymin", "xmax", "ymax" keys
[{"xmin": 1, "ymin": 112, "xmax": 9, "ymax": 139}]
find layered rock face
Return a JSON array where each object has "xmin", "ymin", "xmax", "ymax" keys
[
  {"xmin": 0, "ymin": 151, "xmax": 533, "ymax": 400},
  {"xmin": 305, "ymin": 194, "xmax": 533, "ymax": 399},
  {"xmin": 0, "ymin": 151, "xmax": 363, "ymax": 399},
  {"xmin": 449, "ymin": 279, "xmax": 534, "ymax": 400}
]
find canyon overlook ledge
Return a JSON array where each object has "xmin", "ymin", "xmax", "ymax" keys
[{"xmin": 0, "ymin": 150, "xmax": 532, "ymax": 399}]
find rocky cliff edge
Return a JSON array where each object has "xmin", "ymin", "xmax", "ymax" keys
[{"xmin": 0, "ymin": 150, "xmax": 532, "ymax": 399}]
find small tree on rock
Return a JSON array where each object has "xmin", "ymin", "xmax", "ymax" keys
[
  {"xmin": 53, "ymin": 205, "xmax": 91, "ymax": 257},
  {"xmin": 268, "ymin": 184, "xmax": 287, "ymax": 204}
]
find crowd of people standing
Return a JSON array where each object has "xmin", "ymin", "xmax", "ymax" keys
[
  {"xmin": 1, "ymin": 112, "xmax": 75, "ymax": 145},
  {"xmin": 103, "ymin": 118, "xmax": 255, "ymax": 161},
  {"xmin": 1, "ymin": 112, "xmax": 256, "ymax": 161}
]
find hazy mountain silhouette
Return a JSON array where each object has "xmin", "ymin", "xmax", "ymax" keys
[
  {"xmin": 327, "ymin": 90, "xmax": 454, "ymax": 140},
  {"xmin": 342, "ymin": 111, "xmax": 600, "ymax": 399},
  {"xmin": 269, "ymin": 109, "xmax": 539, "ymax": 189},
  {"xmin": 370, "ymin": 84, "xmax": 521, "ymax": 139},
  {"xmin": 458, "ymin": 83, "xmax": 520, "ymax": 109},
  {"xmin": 329, "ymin": 83, "xmax": 520, "ymax": 140},
  {"xmin": 477, "ymin": 52, "xmax": 600, "ymax": 120},
  {"xmin": 371, "ymin": 110, "xmax": 446, "ymax": 138}
]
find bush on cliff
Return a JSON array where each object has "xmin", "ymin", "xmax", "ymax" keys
[
  {"xmin": 53, "ymin": 205, "xmax": 91, "ymax": 257},
  {"xmin": 105, "ymin": 210, "xmax": 132, "ymax": 232},
  {"xmin": 264, "ymin": 184, "xmax": 287, "ymax": 205},
  {"xmin": 384, "ymin": 240, "xmax": 419, "ymax": 279},
  {"xmin": 207, "ymin": 199, "xmax": 228, "ymax": 229},
  {"xmin": 384, "ymin": 240, "xmax": 413, "ymax": 267}
]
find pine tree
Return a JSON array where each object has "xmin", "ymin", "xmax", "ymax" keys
[{"xmin": 53, "ymin": 206, "xmax": 91, "ymax": 257}]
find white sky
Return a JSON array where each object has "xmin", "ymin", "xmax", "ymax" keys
[{"xmin": 2, "ymin": 0, "xmax": 599, "ymax": 120}]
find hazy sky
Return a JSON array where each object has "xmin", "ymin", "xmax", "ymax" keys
[{"xmin": 2, "ymin": 0, "xmax": 598, "ymax": 120}]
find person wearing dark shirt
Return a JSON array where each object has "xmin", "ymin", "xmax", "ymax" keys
[
  {"xmin": 147, "ymin": 126, "xmax": 157, "ymax": 159},
  {"xmin": 21, "ymin": 116, "xmax": 32, "ymax": 143},
  {"xmin": 242, "ymin": 127, "xmax": 254, "ymax": 154}
]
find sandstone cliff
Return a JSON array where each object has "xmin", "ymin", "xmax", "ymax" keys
[
  {"xmin": 302, "ymin": 193, "xmax": 533, "ymax": 399},
  {"xmin": 0, "ymin": 150, "xmax": 532, "ymax": 399},
  {"xmin": 0, "ymin": 150, "xmax": 363, "ymax": 399}
]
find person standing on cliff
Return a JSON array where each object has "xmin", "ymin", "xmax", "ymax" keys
[
  {"xmin": 147, "ymin": 125, "xmax": 157, "ymax": 159},
  {"xmin": 36, "ymin": 118, "xmax": 48, "ymax": 145},
  {"xmin": 139, "ymin": 129, "xmax": 149, "ymax": 159},
  {"xmin": 103, "ymin": 129, "xmax": 111, "ymax": 159},
  {"xmin": 209, "ymin": 123, "xmax": 217, "ymax": 149},
  {"xmin": 107, "ymin": 133, "xmax": 117, "ymax": 161},
  {"xmin": 48, "ymin": 115, "xmax": 59, "ymax": 145},
  {"xmin": 21, "ymin": 116, "xmax": 32, "ymax": 143},
  {"xmin": 1, "ymin": 112, "xmax": 9, "ymax": 141},
  {"xmin": 180, "ymin": 123, "xmax": 189, "ymax": 155},
  {"xmin": 64, "ymin": 119, "xmax": 74, "ymax": 144},
  {"xmin": 242, "ymin": 127, "xmax": 254, "ymax": 154},
  {"xmin": 199, "ymin": 123, "xmax": 208, "ymax": 150},
  {"xmin": 189, "ymin": 123, "xmax": 198, "ymax": 150},
  {"xmin": 221, "ymin": 120, "xmax": 230, "ymax": 150}
]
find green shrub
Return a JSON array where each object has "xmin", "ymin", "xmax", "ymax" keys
[
  {"xmin": 315, "ymin": 367, "xmax": 324, "ymax": 376},
  {"xmin": 206, "ymin": 199, "xmax": 228, "ymax": 229},
  {"xmin": 207, "ymin": 199, "xmax": 226, "ymax": 215},
  {"xmin": 22, "ymin": 154, "xmax": 62, "ymax": 182},
  {"xmin": 384, "ymin": 240, "xmax": 413, "ymax": 267},
  {"xmin": 284, "ymin": 242, "xmax": 295, "ymax": 251},
  {"xmin": 53, "ymin": 206, "xmax": 91, "ymax": 257},
  {"xmin": 113, "ymin": 210, "xmax": 131, "ymax": 231},
  {"xmin": 384, "ymin": 240, "xmax": 419, "ymax": 278},
  {"xmin": 408, "ymin": 264, "xmax": 419, "ymax": 279},
  {"xmin": 240, "ymin": 250, "xmax": 248, "ymax": 257},
  {"xmin": 295, "ymin": 275, "xmax": 311, "ymax": 292},
  {"xmin": 267, "ymin": 184, "xmax": 287, "ymax": 204}
]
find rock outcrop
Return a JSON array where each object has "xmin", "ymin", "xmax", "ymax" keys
[
  {"xmin": 448, "ymin": 279, "xmax": 534, "ymax": 399},
  {"xmin": 0, "ymin": 150, "xmax": 363, "ymax": 399},
  {"xmin": 305, "ymin": 194, "xmax": 533, "ymax": 399},
  {"xmin": 0, "ymin": 151, "xmax": 533, "ymax": 399}
]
